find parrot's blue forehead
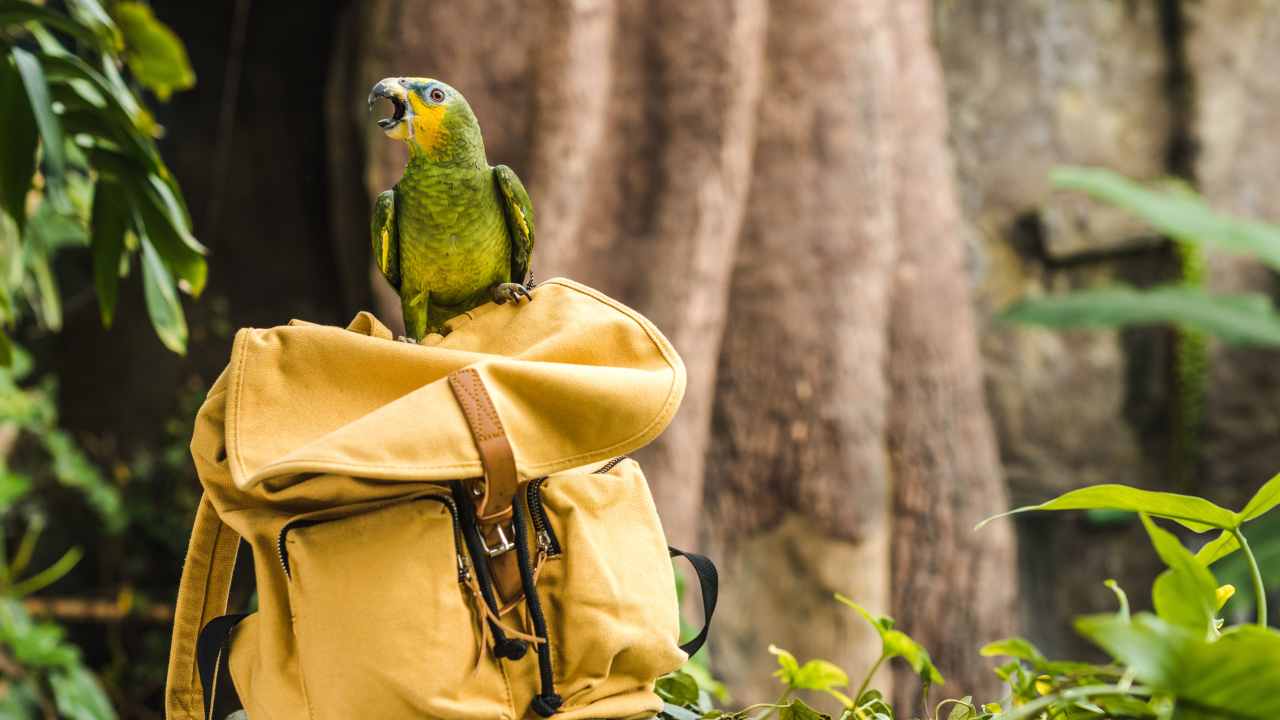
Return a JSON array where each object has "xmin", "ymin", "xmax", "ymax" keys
[{"xmin": 398, "ymin": 78, "xmax": 456, "ymax": 103}]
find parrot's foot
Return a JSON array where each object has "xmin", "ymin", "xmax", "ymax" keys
[{"xmin": 491, "ymin": 282, "xmax": 533, "ymax": 305}]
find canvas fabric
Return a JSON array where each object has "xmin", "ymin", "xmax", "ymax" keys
[{"xmin": 164, "ymin": 278, "xmax": 701, "ymax": 720}]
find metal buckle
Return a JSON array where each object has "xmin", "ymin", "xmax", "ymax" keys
[{"xmin": 478, "ymin": 523, "xmax": 516, "ymax": 557}]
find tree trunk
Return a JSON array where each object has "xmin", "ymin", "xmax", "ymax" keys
[
  {"xmin": 327, "ymin": 0, "xmax": 1016, "ymax": 710},
  {"xmin": 882, "ymin": 0, "xmax": 1018, "ymax": 706}
]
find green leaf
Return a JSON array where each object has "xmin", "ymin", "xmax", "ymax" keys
[
  {"xmin": 0, "ymin": 1, "xmax": 105, "ymax": 49},
  {"xmin": 1192, "ymin": 475, "xmax": 1280, "ymax": 566},
  {"xmin": 779, "ymin": 698, "xmax": 831, "ymax": 720},
  {"xmin": 978, "ymin": 484, "xmax": 1238, "ymax": 533},
  {"xmin": 10, "ymin": 47, "xmax": 70, "ymax": 214},
  {"xmin": 1001, "ymin": 285, "xmax": 1280, "ymax": 346},
  {"xmin": 1076, "ymin": 613, "xmax": 1280, "ymax": 718},
  {"xmin": 979, "ymin": 637, "xmax": 1046, "ymax": 665},
  {"xmin": 1194, "ymin": 530, "xmax": 1239, "ymax": 566},
  {"xmin": 836, "ymin": 595, "xmax": 944, "ymax": 686},
  {"xmin": 1143, "ymin": 514, "xmax": 1219, "ymax": 635},
  {"xmin": 38, "ymin": 49, "xmax": 161, "ymax": 151},
  {"xmin": 1052, "ymin": 166, "xmax": 1280, "ymax": 272},
  {"xmin": 9, "ymin": 545, "xmax": 81, "ymax": 597},
  {"xmin": 49, "ymin": 665, "xmax": 116, "ymax": 720},
  {"xmin": 1240, "ymin": 473, "xmax": 1280, "ymax": 522},
  {"xmin": 0, "ymin": 470, "xmax": 31, "ymax": 513},
  {"xmin": 656, "ymin": 671, "xmax": 701, "ymax": 707},
  {"xmin": 140, "ymin": 234, "xmax": 187, "ymax": 353},
  {"xmin": 132, "ymin": 173, "xmax": 206, "ymax": 295},
  {"xmin": 113, "ymin": 2, "xmax": 194, "ymax": 101},
  {"xmin": 0, "ymin": 54, "xmax": 38, "ymax": 232},
  {"xmin": 65, "ymin": 0, "xmax": 122, "ymax": 50},
  {"xmin": 40, "ymin": 428, "xmax": 123, "ymax": 530},
  {"xmin": 771, "ymin": 644, "xmax": 850, "ymax": 694},
  {"xmin": 658, "ymin": 704, "xmax": 702, "ymax": 720},
  {"xmin": 89, "ymin": 178, "xmax": 128, "ymax": 326},
  {"xmin": 20, "ymin": 202, "xmax": 83, "ymax": 331}
]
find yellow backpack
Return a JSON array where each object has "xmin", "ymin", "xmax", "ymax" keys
[{"xmin": 163, "ymin": 279, "xmax": 718, "ymax": 720}]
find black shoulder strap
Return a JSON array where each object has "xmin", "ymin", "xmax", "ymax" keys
[
  {"xmin": 669, "ymin": 547, "xmax": 719, "ymax": 657},
  {"xmin": 196, "ymin": 612, "xmax": 250, "ymax": 718}
]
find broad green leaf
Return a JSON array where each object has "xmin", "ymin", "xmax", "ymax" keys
[
  {"xmin": 1053, "ymin": 166, "xmax": 1280, "ymax": 271},
  {"xmin": 10, "ymin": 47, "xmax": 70, "ymax": 214},
  {"xmin": 1192, "ymin": 475, "xmax": 1280, "ymax": 566},
  {"xmin": 38, "ymin": 49, "xmax": 162, "ymax": 153},
  {"xmin": 771, "ymin": 645, "xmax": 850, "ymax": 696},
  {"xmin": 1195, "ymin": 530, "xmax": 1238, "ymax": 566},
  {"xmin": 89, "ymin": 178, "xmax": 128, "ymax": 326},
  {"xmin": 979, "ymin": 637, "xmax": 1046, "ymax": 665},
  {"xmin": 1077, "ymin": 613, "xmax": 1280, "ymax": 718},
  {"xmin": 140, "ymin": 234, "xmax": 187, "ymax": 354},
  {"xmin": 49, "ymin": 665, "xmax": 116, "ymax": 720},
  {"xmin": 1240, "ymin": 473, "xmax": 1280, "ymax": 522},
  {"xmin": 1143, "ymin": 514, "xmax": 1218, "ymax": 635},
  {"xmin": 0, "ymin": 2, "xmax": 105, "ymax": 49},
  {"xmin": 65, "ymin": 0, "xmax": 121, "ymax": 50},
  {"xmin": 113, "ymin": 2, "xmax": 194, "ymax": 100},
  {"xmin": 1001, "ymin": 285, "xmax": 1280, "ymax": 346},
  {"xmin": 656, "ymin": 671, "xmax": 700, "ymax": 707},
  {"xmin": 978, "ymin": 484, "xmax": 1238, "ymax": 533},
  {"xmin": 132, "ymin": 173, "xmax": 206, "ymax": 295},
  {"xmin": 0, "ymin": 598, "xmax": 78, "ymax": 668},
  {"xmin": 0, "ymin": 54, "xmax": 38, "ymax": 232},
  {"xmin": 945, "ymin": 698, "xmax": 977, "ymax": 720}
]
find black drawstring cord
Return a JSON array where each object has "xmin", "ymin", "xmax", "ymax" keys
[
  {"xmin": 451, "ymin": 482, "xmax": 527, "ymax": 661},
  {"xmin": 512, "ymin": 491, "xmax": 561, "ymax": 716}
]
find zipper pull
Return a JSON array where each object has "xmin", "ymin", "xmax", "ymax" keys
[
  {"xmin": 536, "ymin": 529, "xmax": 553, "ymax": 554},
  {"xmin": 456, "ymin": 548, "xmax": 471, "ymax": 582}
]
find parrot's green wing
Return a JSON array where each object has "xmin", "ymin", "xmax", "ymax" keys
[
  {"xmin": 493, "ymin": 165, "xmax": 534, "ymax": 285},
  {"xmin": 371, "ymin": 189, "xmax": 400, "ymax": 290}
]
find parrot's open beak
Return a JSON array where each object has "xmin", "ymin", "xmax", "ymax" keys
[{"xmin": 368, "ymin": 79, "xmax": 410, "ymax": 136}]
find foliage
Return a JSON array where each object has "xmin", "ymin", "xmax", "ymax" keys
[
  {"xmin": 0, "ymin": 2, "xmax": 198, "ymax": 716},
  {"xmin": 658, "ymin": 472, "xmax": 1280, "ymax": 720},
  {"xmin": 1001, "ymin": 166, "xmax": 1280, "ymax": 346},
  {"xmin": 0, "ymin": 0, "xmax": 203, "ymax": 357}
]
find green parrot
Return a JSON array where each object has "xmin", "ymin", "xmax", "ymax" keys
[{"xmin": 368, "ymin": 77, "xmax": 534, "ymax": 340}]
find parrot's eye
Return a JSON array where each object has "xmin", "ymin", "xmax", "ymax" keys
[{"xmin": 428, "ymin": 87, "xmax": 446, "ymax": 103}]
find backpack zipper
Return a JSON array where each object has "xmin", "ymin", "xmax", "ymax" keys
[
  {"xmin": 525, "ymin": 477, "xmax": 561, "ymax": 558},
  {"xmin": 525, "ymin": 457, "xmax": 627, "ymax": 559},
  {"xmin": 276, "ymin": 494, "xmax": 468, "ymax": 582},
  {"xmin": 592, "ymin": 456, "xmax": 628, "ymax": 474}
]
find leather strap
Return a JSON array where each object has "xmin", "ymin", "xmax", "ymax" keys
[
  {"xmin": 165, "ymin": 494, "xmax": 242, "ymax": 720},
  {"xmin": 448, "ymin": 368, "xmax": 519, "ymax": 523}
]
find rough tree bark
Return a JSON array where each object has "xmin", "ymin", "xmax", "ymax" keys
[
  {"xmin": 882, "ymin": 0, "xmax": 1018, "ymax": 703},
  {"xmin": 327, "ymin": 0, "xmax": 1015, "ymax": 710}
]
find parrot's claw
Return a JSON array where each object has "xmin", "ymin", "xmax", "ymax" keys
[{"xmin": 492, "ymin": 283, "xmax": 534, "ymax": 305}]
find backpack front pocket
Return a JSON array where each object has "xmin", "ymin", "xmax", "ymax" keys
[
  {"xmin": 531, "ymin": 459, "xmax": 686, "ymax": 713},
  {"xmin": 282, "ymin": 495, "xmax": 512, "ymax": 720}
]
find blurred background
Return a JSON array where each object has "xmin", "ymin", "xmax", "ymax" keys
[{"xmin": 4, "ymin": 0, "xmax": 1280, "ymax": 717}]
